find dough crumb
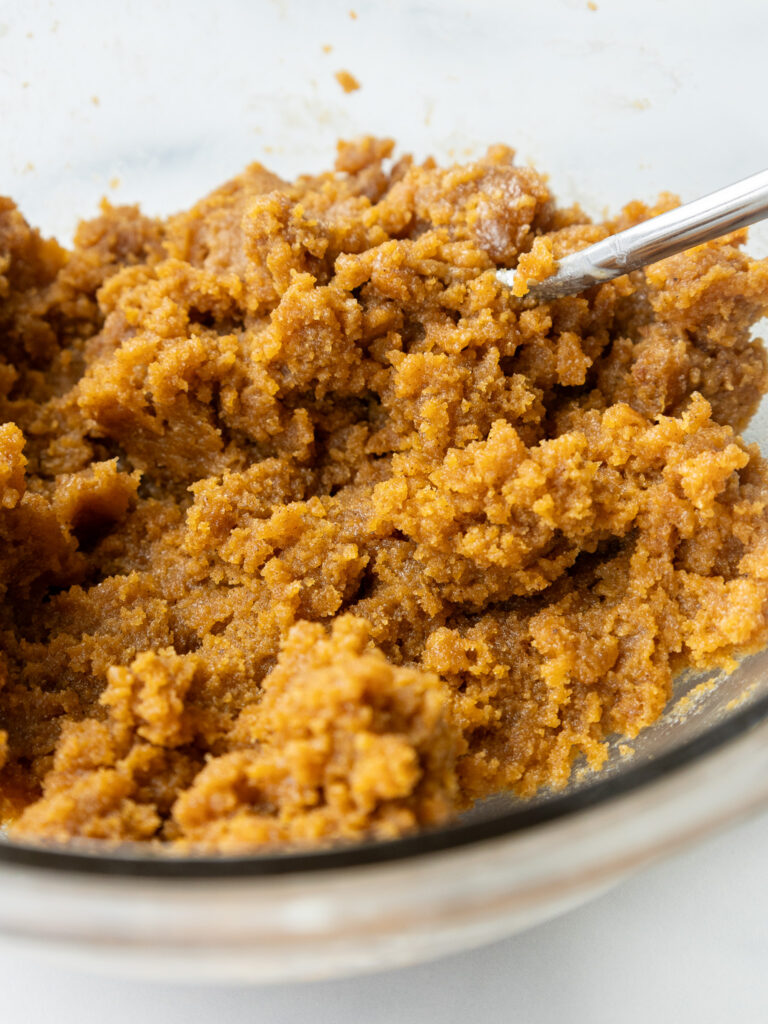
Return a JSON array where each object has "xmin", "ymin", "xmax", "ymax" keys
[{"xmin": 335, "ymin": 69, "xmax": 360, "ymax": 93}]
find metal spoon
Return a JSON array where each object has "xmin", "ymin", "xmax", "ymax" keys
[{"xmin": 496, "ymin": 168, "xmax": 768, "ymax": 303}]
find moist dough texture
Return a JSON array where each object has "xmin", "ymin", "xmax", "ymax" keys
[{"xmin": 2, "ymin": 138, "xmax": 768, "ymax": 852}]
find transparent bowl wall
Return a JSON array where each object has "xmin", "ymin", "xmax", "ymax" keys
[{"xmin": 2, "ymin": 0, "xmax": 768, "ymax": 982}]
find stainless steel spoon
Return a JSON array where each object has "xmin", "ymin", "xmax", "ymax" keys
[{"xmin": 496, "ymin": 168, "xmax": 768, "ymax": 303}]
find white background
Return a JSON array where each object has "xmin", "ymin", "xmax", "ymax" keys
[{"xmin": 2, "ymin": 810, "xmax": 768, "ymax": 1022}]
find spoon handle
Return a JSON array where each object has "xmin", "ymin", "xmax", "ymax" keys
[{"xmin": 497, "ymin": 168, "xmax": 768, "ymax": 302}]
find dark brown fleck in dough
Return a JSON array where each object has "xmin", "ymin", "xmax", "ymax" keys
[{"xmin": 1, "ymin": 139, "xmax": 768, "ymax": 852}]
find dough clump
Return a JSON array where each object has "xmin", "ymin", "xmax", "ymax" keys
[{"xmin": 1, "ymin": 139, "xmax": 768, "ymax": 852}]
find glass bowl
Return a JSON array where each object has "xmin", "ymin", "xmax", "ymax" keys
[{"xmin": 2, "ymin": 0, "xmax": 768, "ymax": 982}]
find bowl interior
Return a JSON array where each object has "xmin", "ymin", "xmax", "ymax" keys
[{"xmin": 2, "ymin": 0, "xmax": 768, "ymax": 870}]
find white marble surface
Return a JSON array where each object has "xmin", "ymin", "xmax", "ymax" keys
[{"xmin": 3, "ymin": 811, "xmax": 768, "ymax": 1024}]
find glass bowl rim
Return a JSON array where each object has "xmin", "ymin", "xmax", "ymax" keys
[{"xmin": 2, "ymin": 685, "xmax": 767, "ymax": 879}]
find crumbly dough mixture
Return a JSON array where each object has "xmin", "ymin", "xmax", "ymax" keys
[{"xmin": 2, "ymin": 138, "xmax": 768, "ymax": 852}]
